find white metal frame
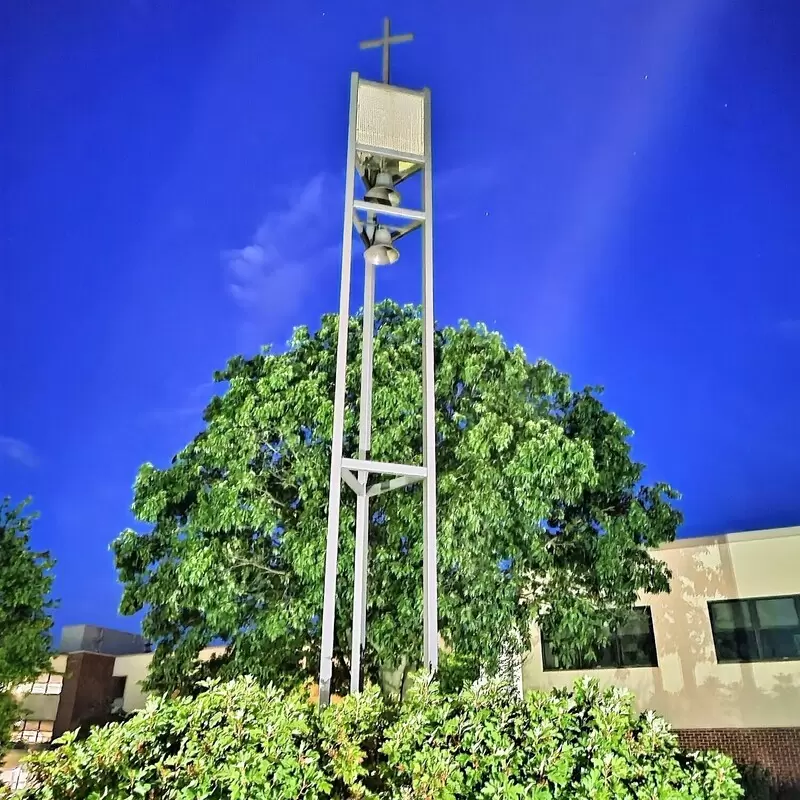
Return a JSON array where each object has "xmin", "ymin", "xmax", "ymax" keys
[{"xmin": 318, "ymin": 70, "xmax": 438, "ymax": 706}]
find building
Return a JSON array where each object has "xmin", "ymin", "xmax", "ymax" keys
[
  {"xmin": 524, "ymin": 525, "xmax": 800, "ymax": 788},
  {"xmin": 110, "ymin": 644, "xmax": 226, "ymax": 713},
  {"xmin": 1, "ymin": 625, "xmax": 226, "ymax": 790},
  {"xmin": 1, "ymin": 625, "xmax": 148, "ymax": 790},
  {"xmin": 3, "ymin": 527, "xmax": 799, "ymax": 790}
]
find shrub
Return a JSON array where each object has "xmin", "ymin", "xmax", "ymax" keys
[
  {"xmin": 737, "ymin": 763, "xmax": 800, "ymax": 800},
  {"xmin": 12, "ymin": 677, "xmax": 744, "ymax": 799},
  {"xmin": 15, "ymin": 677, "xmax": 386, "ymax": 800},
  {"xmin": 384, "ymin": 678, "xmax": 743, "ymax": 799},
  {"xmin": 737, "ymin": 764, "xmax": 774, "ymax": 800}
]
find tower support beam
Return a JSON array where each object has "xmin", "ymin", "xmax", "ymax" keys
[
  {"xmin": 318, "ymin": 71, "xmax": 360, "ymax": 708},
  {"xmin": 319, "ymin": 22, "xmax": 437, "ymax": 705}
]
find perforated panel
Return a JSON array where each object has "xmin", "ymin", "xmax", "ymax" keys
[{"xmin": 356, "ymin": 80, "xmax": 425, "ymax": 157}]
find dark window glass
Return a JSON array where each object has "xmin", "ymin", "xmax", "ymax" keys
[
  {"xmin": 709, "ymin": 596, "xmax": 800, "ymax": 663},
  {"xmin": 542, "ymin": 607, "xmax": 658, "ymax": 671},
  {"xmin": 111, "ymin": 676, "xmax": 127, "ymax": 701}
]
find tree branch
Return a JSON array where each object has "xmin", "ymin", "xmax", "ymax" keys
[{"xmin": 227, "ymin": 553, "xmax": 287, "ymax": 576}]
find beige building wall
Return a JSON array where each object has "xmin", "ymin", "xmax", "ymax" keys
[
  {"xmin": 2, "ymin": 654, "xmax": 70, "ymax": 783},
  {"xmin": 15, "ymin": 694, "xmax": 59, "ymax": 724},
  {"xmin": 10, "ymin": 655, "xmax": 68, "ymax": 723},
  {"xmin": 49, "ymin": 655, "xmax": 68, "ymax": 674},
  {"xmin": 522, "ymin": 527, "xmax": 800, "ymax": 729},
  {"xmin": 113, "ymin": 646, "xmax": 226, "ymax": 712}
]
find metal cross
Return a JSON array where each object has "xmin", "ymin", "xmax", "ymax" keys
[{"xmin": 359, "ymin": 17, "xmax": 413, "ymax": 84}]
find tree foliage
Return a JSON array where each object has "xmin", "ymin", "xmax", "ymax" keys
[
  {"xmin": 14, "ymin": 676, "xmax": 743, "ymax": 799},
  {"xmin": 113, "ymin": 302, "xmax": 681, "ymax": 695},
  {"xmin": 0, "ymin": 498, "xmax": 55, "ymax": 755}
]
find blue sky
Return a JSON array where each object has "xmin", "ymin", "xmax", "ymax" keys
[{"xmin": 2, "ymin": 0, "xmax": 799, "ymax": 635}]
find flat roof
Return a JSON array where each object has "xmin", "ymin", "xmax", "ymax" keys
[{"xmin": 657, "ymin": 525, "xmax": 800, "ymax": 551}]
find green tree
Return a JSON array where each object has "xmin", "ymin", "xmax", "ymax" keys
[
  {"xmin": 114, "ymin": 302, "xmax": 681, "ymax": 696},
  {"xmin": 0, "ymin": 499, "xmax": 55, "ymax": 755}
]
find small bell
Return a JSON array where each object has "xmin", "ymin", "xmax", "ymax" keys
[
  {"xmin": 364, "ymin": 226, "xmax": 399, "ymax": 266},
  {"xmin": 364, "ymin": 172, "xmax": 401, "ymax": 207}
]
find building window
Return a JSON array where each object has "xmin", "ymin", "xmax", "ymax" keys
[
  {"xmin": 11, "ymin": 720, "xmax": 53, "ymax": 744},
  {"xmin": 110, "ymin": 675, "xmax": 127, "ymax": 711},
  {"xmin": 709, "ymin": 595, "xmax": 800, "ymax": 663},
  {"xmin": 542, "ymin": 607, "xmax": 658, "ymax": 671},
  {"xmin": 16, "ymin": 673, "xmax": 63, "ymax": 695}
]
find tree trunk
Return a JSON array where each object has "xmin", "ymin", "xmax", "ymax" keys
[{"xmin": 378, "ymin": 656, "xmax": 408, "ymax": 699}]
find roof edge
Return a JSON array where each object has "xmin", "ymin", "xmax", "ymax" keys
[{"xmin": 655, "ymin": 525, "xmax": 800, "ymax": 551}]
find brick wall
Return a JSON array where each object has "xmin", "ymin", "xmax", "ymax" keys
[
  {"xmin": 678, "ymin": 728, "xmax": 800, "ymax": 793},
  {"xmin": 54, "ymin": 652, "xmax": 117, "ymax": 738}
]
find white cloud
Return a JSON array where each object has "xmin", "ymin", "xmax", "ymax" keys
[
  {"xmin": 140, "ymin": 382, "xmax": 220, "ymax": 427},
  {"xmin": 0, "ymin": 436, "xmax": 37, "ymax": 468},
  {"xmin": 434, "ymin": 164, "xmax": 497, "ymax": 222},
  {"xmin": 435, "ymin": 164, "xmax": 496, "ymax": 196},
  {"xmin": 223, "ymin": 173, "xmax": 339, "ymax": 347},
  {"xmin": 222, "ymin": 165, "xmax": 498, "ymax": 346}
]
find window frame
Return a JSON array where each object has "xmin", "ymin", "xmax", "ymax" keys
[
  {"xmin": 708, "ymin": 594, "xmax": 800, "ymax": 664},
  {"xmin": 11, "ymin": 719, "xmax": 53, "ymax": 745},
  {"xmin": 541, "ymin": 606, "xmax": 659, "ymax": 672}
]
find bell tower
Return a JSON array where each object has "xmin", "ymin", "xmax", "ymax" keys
[{"xmin": 317, "ymin": 18, "xmax": 438, "ymax": 706}]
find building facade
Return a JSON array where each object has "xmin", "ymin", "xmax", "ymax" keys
[
  {"xmin": 523, "ymin": 526, "xmax": 800, "ymax": 788},
  {"xmin": 1, "ymin": 625, "xmax": 148, "ymax": 790},
  {"xmin": 3, "ymin": 528, "xmax": 799, "ymax": 790}
]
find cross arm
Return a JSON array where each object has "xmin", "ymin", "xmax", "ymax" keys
[{"xmin": 360, "ymin": 33, "xmax": 413, "ymax": 49}]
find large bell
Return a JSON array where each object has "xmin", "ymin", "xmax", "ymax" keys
[
  {"xmin": 364, "ymin": 172, "xmax": 401, "ymax": 207},
  {"xmin": 364, "ymin": 226, "xmax": 399, "ymax": 266}
]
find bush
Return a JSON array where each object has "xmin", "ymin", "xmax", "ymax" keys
[
  {"xmin": 385, "ymin": 678, "xmax": 742, "ymax": 799},
  {"xmin": 13, "ymin": 678, "xmax": 372, "ymax": 800},
  {"xmin": 11, "ymin": 677, "xmax": 744, "ymax": 799},
  {"xmin": 737, "ymin": 763, "xmax": 800, "ymax": 800}
]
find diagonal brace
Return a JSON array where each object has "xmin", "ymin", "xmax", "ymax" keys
[
  {"xmin": 341, "ymin": 468, "xmax": 366, "ymax": 496},
  {"xmin": 367, "ymin": 473, "xmax": 425, "ymax": 498}
]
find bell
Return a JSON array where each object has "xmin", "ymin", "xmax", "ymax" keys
[
  {"xmin": 364, "ymin": 226, "xmax": 399, "ymax": 266},
  {"xmin": 364, "ymin": 172, "xmax": 401, "ymax": 207}
]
